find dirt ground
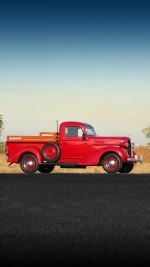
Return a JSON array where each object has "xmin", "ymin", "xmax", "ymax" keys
[{"xmin": 0, "ymin": 153, "xmax": 149, "ymax": 174}]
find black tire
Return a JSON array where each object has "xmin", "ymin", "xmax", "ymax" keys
[
  {"xmin": 119, "ymin": 162, "xmax": 134, "ymax": 173},
  {"xmin": 102, "ymin": 153, "xmax": 122, "ymax": 173},
  {"xmin": 42, "ymin": 142, "xmax": 60, "ymax": 163},
  {"xmin": 20, "ymin": 153, "xmax": 39, "ymax": 173},
  {"xmin": 38, "ymin": 165, "xmax": 54, "ymax": 173}
]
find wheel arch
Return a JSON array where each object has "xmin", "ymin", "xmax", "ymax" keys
[
  {"xmin": 79, "ymin": 147, "xmax": 127, "ymax": 166},
  {"xmin": 16, "ymin": 147, "xmax": 43, "ymax": 164},
  {"xmin": 19, "ymin": 151, "xmax": 36, "ymax": 162},
  {"xmin": 99, "ymin": 151, "xmax": 113, "ymax": 165},
  {"xmin": 99, "ymin": 148, "xmax": 127, "ymax": 166}
]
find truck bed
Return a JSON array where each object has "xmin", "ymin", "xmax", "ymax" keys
[{"xmin": 6, "ymin": 132, "xmax": 58, "ymax": 143}]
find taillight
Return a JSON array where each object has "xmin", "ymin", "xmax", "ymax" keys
[{"xmin": 5, "ymin": 142, "xmax": 8, "ymax": 155}]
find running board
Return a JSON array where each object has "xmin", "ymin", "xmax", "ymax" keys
[
  {"xmin": 41, "ymin": 162, "xmax": 86, "ymax": 168},
  {"xmin": 41, "ymin": 162, "xmax": 77, "ymax": 166}
]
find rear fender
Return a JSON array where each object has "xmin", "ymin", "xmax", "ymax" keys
[
  {"xmin": 80, "ymin": 146, "xmax": 128, "ymax": 165},
  {"xmin": 8, "ymin": 146, "xmax": 43, "ymax": 164}
]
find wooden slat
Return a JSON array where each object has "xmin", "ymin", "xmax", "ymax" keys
[{"xmin": 39, "ymin": 132, "xmax": 57, "ymax": 136}]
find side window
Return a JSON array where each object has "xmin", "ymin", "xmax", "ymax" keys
[{"xmin": 65, "ymin": 126, "xmax": 83, "ymax": 137}]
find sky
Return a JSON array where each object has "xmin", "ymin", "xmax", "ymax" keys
[{"xmin": 0, "ymin": 0, "xmax": 150, "ymax": 144}]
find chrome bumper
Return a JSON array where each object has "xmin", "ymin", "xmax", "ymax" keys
[{"xmin": 127, "ymin": 155, "xmax": 142, "ymax": 163}]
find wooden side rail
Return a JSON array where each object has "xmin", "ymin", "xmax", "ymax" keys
[
  {"xmin": 7, "ymin": 132, "xmax": 59, "ymax": 142},
  {"xmin": 39, "ymin": 132, "xmax": 57, "ymax": 136}
]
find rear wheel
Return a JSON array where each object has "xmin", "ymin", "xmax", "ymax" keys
[
  {"xmin": 20, "ymin": 154, "xmax": 39, "ymax": 173},
  {"xmin": 102, "ymin": 153, "xmax": 122, "ymax": 173},
  {"xmin": 38, "ymin": 165, "xmax": 54, "ymax": 173},
  {"xmin": 119, "ymin": 162, "xmax": 134, "ymax": 173},
  {"xmin": 42, "ymin": 142, "xmax": 60, "ymax": 162}
]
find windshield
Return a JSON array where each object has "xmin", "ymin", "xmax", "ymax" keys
[{"xmin": 84, "ymin": 126, "xmax": 96, "ymax": 136}]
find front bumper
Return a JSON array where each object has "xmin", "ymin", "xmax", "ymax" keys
[{"xmin": 127, "ymin": 155, "xmax": 142, "ymax": 163}]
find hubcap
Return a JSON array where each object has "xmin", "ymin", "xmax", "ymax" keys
[
  {"xmin": 44, "ymin": 146, "xmax": 57, "ymax": 159},
  {"xmin": 24, "ymin": 158, "xmax": 35, "ymax": 170},
  {"xmin": 108, "ymin": 159, "xmax": 116, "ymax": 167},
  {"xmin": 106, "ymin": 157, "xmax": 118, "ymax": 170}
]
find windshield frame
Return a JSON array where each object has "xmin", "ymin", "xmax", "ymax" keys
[{"xmin": 84, "ymin": 125, "xmax": 97, "ymax": 136}]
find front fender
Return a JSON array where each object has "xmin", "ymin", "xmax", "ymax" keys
[
  {"xmin": 8, "ymin": 146, "xmax": 43, "ymax": 164},
  {"xmin": 80, "ymin": 146, "xmax": 128, "ymax": 165}
]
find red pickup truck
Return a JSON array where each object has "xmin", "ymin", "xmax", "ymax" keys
[{"xmin": 5, "ymin": 121, "xmax": 142, "ymax": 174}]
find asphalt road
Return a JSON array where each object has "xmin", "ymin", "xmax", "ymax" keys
[{"xmin": 0, "ymin": 173, "xmax": 150, "ymax": 266}]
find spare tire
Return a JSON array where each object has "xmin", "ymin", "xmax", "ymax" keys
[{"xmin": 42, "ymin": 142, "xmax": 60, "ymax": 162}]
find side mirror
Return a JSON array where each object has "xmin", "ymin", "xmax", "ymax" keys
[{"xmin": 82, "ymin": 133, "xmax": 86, "ymax": 140}]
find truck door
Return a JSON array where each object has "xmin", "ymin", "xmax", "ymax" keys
[{"xmin": 60, "ymin": 126, "xmax": 89, "ymax": 161}]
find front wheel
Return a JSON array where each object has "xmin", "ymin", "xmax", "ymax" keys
[
  {"xmin": 20, "ymin": 154, "xmax": 39, "ymax": 173},
  {"xmin": 102, "ymin": 153, "xmax": 122, "ymax": 173}
]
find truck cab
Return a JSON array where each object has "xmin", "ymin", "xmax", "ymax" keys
[{"xmin": 58, "ymin": 121, "xmax": 96, "ymax": 161}]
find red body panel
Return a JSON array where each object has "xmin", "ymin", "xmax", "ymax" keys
[{"xmin": 6, "ymin": 142, "xmax": 44, "ymax": 164}]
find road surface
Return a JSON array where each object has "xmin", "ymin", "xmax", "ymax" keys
[{"xmin": 0, "ymin": 173, "xmax": 150, "ymax": 266}]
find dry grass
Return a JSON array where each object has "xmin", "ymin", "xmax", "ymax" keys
[
  {"xmin": 0, "ymin": 146, "xmax": 149, "ymax": 174},
  {"xmin": 135, "ymin": 146, "xmax": 150, "ymax": 163}
]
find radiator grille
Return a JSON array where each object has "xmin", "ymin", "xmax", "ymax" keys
[{"xmin": 127, "ymin": 140, "xmax": 132, "ymax": 156}]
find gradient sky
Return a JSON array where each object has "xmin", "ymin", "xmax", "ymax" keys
[{"xmin": 0, "ymin": 0, "xmax": 150, "ymax": 144}]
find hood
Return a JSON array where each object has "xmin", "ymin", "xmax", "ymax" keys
[{"xmin": 88, "ymin": 135, "xmax": 130, "ymax": 147}]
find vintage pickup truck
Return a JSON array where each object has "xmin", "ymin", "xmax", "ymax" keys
[{"xmin": 5, "ymin": 121, "xmax": 142, "ymax": 173}]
